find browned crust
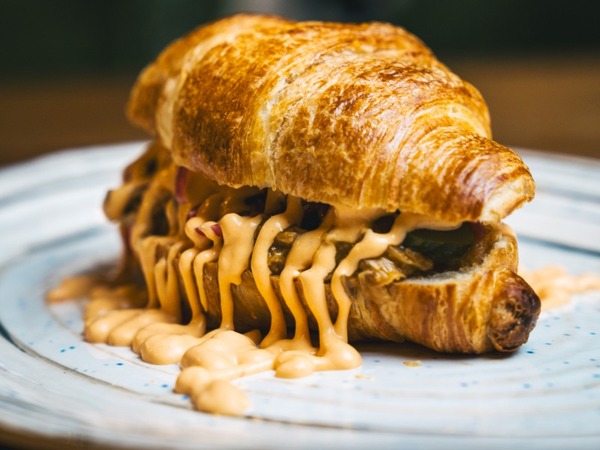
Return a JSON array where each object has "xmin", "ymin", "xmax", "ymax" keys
[
  {"xmin": 195, "ymin": 224, "xmax": 540, "ymax": 354},
  {"xmin": 127, "ymin": 14, "xmax": 535, "ymax": 223},
  {"xmin": 127, "ymin": 14, "xmax": 290, "ymax": 136},
  {"xmin": 487, "ymin": 269, "xmax": 540, "ymax": 352}
]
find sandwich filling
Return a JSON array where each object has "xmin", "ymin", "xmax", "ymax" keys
[{"xmin": 58, "ymin": 141, "xmax": 516, "ymax": 415}]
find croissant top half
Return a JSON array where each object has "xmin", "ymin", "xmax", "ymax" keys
[{"xmin": 127, "ymin": 13, "xmax": 535, "ymax": 223}]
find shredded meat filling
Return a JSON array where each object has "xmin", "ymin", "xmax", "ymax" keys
[{"xmin": 266, "ymin": 218, "xmax": 477, "ymax": 286}]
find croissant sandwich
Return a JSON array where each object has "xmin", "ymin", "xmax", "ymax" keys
[{"xmin": 71, "ymin": 14, "xmax": 540, "ymax": 401}]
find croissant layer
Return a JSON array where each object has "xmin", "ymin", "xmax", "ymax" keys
[{"xmin": 127, "ymin": 14, "xmax": 534, "ymax": 223}]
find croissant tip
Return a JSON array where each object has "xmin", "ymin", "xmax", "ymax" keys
[
  {"xmin": 487, "ymin": 270, "xmax": 541, "ymax": 352},
  {"xmin": 480, "ymin": 173, "xmax": 536, "ymax": 222}
]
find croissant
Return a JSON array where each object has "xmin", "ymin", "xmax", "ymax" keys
[{"xmin": 71, "ymin": 14, "xmax": 541, "ymax": 414}]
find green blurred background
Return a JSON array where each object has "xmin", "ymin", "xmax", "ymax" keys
[{"xmin": 1, "ymin": 0, "xmax": 599, "ymax": 166}]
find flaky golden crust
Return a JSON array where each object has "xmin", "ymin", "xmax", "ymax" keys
[
  {"xmin": 127, "ymin": 14, "xmax": 290, "ymax": 137},
  {"xmin": 371, "ymin": 225, "xmax": 540, "ymax": 353},
  {"xmin": 127, "ymin": 13, "xmax": 535, "ymax": 223},
  {"xmin": 196, "ymin": 224, "xmax": 539, "ymax": 353}
]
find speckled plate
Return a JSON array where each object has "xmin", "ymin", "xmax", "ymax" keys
[{"xmin": 1, "ymin": 142, "xmax": 599, "ymax": 449}]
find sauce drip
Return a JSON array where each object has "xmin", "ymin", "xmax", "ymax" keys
[
  {"xmin": 251, "ymin": 196, "xmax": 303, "ymax": 347},
  {"xmin": 48, "ymin": 146, "xmax": 600, "ymax": 416},
  {"xmin": 520, "ymin": 265, "xmax": 600, "ymax": 311},
  {"xmin": 49, "ymin": 153, "xmax": 509, "ymax": 416}
]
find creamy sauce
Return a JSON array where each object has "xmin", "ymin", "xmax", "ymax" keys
[
  {"xmin": 403, "ymin": 360, "xmax": 422, "ymax": 367},
  {"xmin": 59, "ymin": 153, "xmax": 596, "ymax": 416},
  {"xmin": 520, "ymin": 265, "xmax": 600, "ymax": 311},
  {"xmin": 217, "ymin": 213, "xmax": 263, "ymax": 330},
  {"xmin": 251, "ymin": 196, "xmax": 303, "ymax": 347},
  {"xmin": 47, "ymin": 274, "xmax": 103, "ymax": 303}
]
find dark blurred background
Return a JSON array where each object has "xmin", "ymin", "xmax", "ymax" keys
[{"xmin": 1, "ymin": 0, "xmax": 599, "ymax": 167}]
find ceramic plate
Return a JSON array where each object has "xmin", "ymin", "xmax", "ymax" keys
[{"xmin": 0, "ymin": 142, "xmax": 599, "ymax": 449}]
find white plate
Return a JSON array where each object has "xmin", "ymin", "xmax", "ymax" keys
[{"xmin": 1, "ymin": 142, "xmax": 599, "ymax": 449}]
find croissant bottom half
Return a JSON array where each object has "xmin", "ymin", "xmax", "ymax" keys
[{"xmin": 188, "ymin": 223, "xmax": 538, "ymax": 354}]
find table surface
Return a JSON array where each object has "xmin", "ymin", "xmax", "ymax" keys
[{"xmin": 0, "ymin": 54, "xmax": 599, "ymax": 169}]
